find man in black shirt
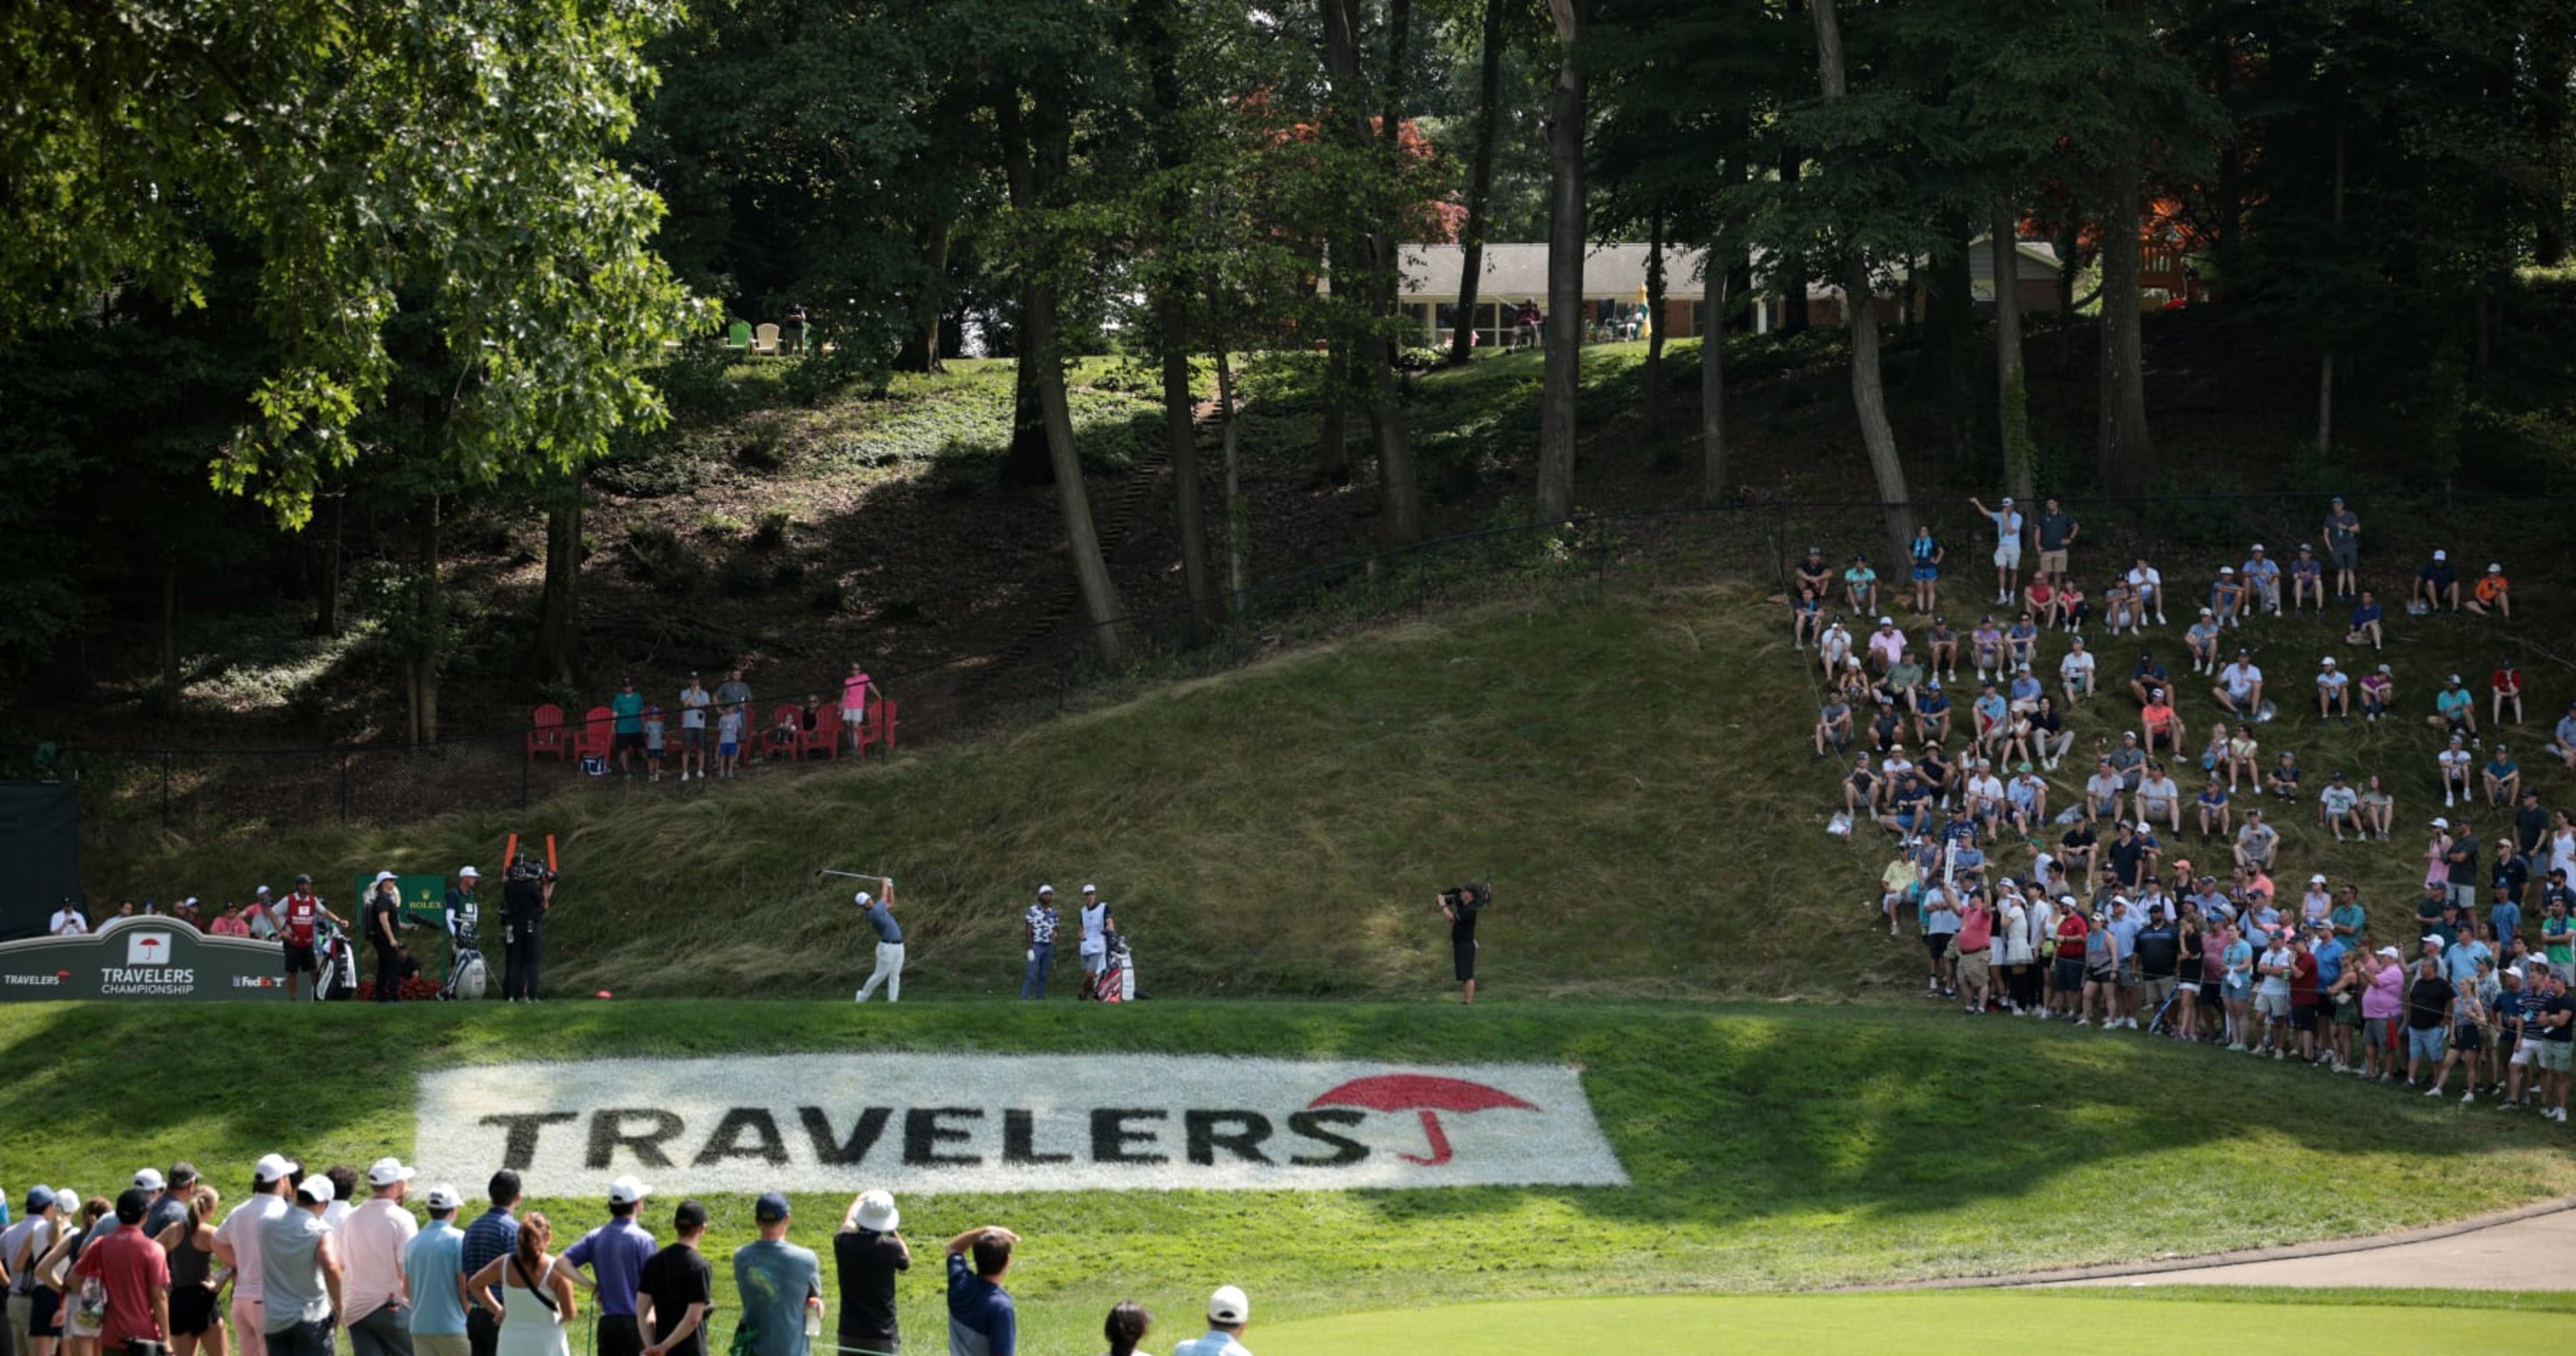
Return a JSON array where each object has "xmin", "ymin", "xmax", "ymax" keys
[
  {"xmin": 2133, "ymin": 906, "xmax": 2181, "ymax": 1031},
  {"xmin": 2514, "ymin": 789, "xmax": 2550, "ymax": 863},
  {"xmin": 2404, "ymin": 957, "xmax": 2455, "ymax": 1088},
  {"xmin": 501, "ymin": 856, "xmax": 555, "ymax": 1003},
  {"xmin": 832, "ymin": 1191, "xmax": 909, "ymax": 1355},
  {"xmin": 1438, "ymin": 885, "xmax": 1487, "ymax": 1005},
  {"xmin": 366, "ymin": 878, "xmax": 406, "ymax": 1003},
  {"xmin": 637, "ymin": 1201, "xmax": 715, "ymax": 1356},
  {"xmin": 2534, "ymin": 971, "xmax": 2573, "ymax": 1123}
]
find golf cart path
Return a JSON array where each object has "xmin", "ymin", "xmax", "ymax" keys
[{"xmin": 1857, "ymin": 1197, "xmax": 2576, "ymax": 1292}]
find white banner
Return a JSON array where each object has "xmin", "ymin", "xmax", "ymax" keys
[{"xmin": 414, "ymin": 1054, "xmax": 1628, "ymax": 1195}]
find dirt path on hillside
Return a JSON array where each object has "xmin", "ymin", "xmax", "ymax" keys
[{"xmin": 2028, "ymin": 1201, "xmax": 2576, "ymax": 1291}]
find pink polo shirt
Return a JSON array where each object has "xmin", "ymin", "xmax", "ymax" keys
[{"xmin": 337, "ymin": 1197, "xmax": 420, "ymax": 1321}]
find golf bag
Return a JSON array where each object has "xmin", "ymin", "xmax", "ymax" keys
[
  {"xmin": 311, "ymin": 917, "xmax": 361, "ymax": 1001},
  {"xmin": 444, "ymin": 944, "xmax": 489, "ymax": 1001},
  {"xmin": 1095, "ymin": 930, "xmax": 1137, "ymax": 1003}
]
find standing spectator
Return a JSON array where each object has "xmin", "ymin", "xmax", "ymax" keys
[
  {"xmin": 2034, "ymin": 496, "xmax": 2078, "ymax": 585},
  {"xmin": 154, "ymin": 1185, "xmax": 223, "ymax": 1356},
  {"xmin": 466, "ymin": 1214, "xmax": 573, "ymax": 1356},
  {"xmin": 676, "ymin": 675, "xmax": 711, "ymax": 782},
  {"xmin": 610, "ymin": 679, "xmax": 646, "ymax": 777},
  {"xmin": 2133, "ymin": 905, "xmax": 2180, "ymax": 1033},
  {"xmin": 214, "ymin": 1155, "xmax": 298, "ymax": 1356},
  {"xmin": 942, "ymin": 1228, "xmax": 1018, "ymax": 1356},
  {"xmin": 841, "ymin": 665, "xmax": 874, "ymax": 756},
  {"xmin": 715, "ymin": 706, "xmax": 747, "ymax": 780},
  {"xmin": 1077, "ymin": 887, "xmax": 1115, "ymax": 997},
  {"xmin": 852, "ymin": 888, "xmax": 906, "ymax": 1004},
  {"xmin": 340, "ymin": 1161, "xmax": 418, "ymax": 1356},
  {"xmin": 1954, "ymin": 888, "xmax": 1993, "ymax": 1016},
  {"xmin": 561, "ymin": 1179, "xmax": 656, "ymax": 1356},
  {"xmin": 443, "ymin": 868, "xmax": 483, "ymax": 990},
  {"xmin": 1438, "ymin": 885, "xmax": 1486, "ymax": 1005},
  {"xmin": 2446, "ymin": 818, "xmax": 2483, "ymax": 913},
  {"xmin": 258, "ymin": 1176, "xmax": 342, "ymax": 1356},
  {"xmin": 2413, "ymin": 550, "xmax": 2459, "ymax": 613},
  {"xmin": 501, "ymin": 858, "xmax": 554, "ymax": 1003},
  {"xmin": 2321, "ymin": 496, "xmax": 2360, "ymax": 597},
  {"xmin": 140, "ymin": 1168, "xmax": 195, "ymax": 1245},
  {"xmin": 2513, "ymin": 789, "xmax": 2551, "ymax": 875},
  {"xmin": 1920, "ymin": 883, "xmax": 1960, "ymax": 997},
  {"xmin": 8, "ymin": 1185, "xmax": 58, "ymax": 1356},
  {"xmin": 2533, "ymin": 970, "xmax": 2574, "ymax": 1121},
  {"xmin": 729, "ymin": 1197, "xmax": 816, "ymax": 1356},
  {"xmin": 713, "ymin": 669, "xmax": 754, "ymax": 757},
  {"xmin": 2466, "ymin": 562, "xmax": 2512, "ymax": 618},
  {"xmin": 363, "ymin": 874, "xmax": 406, "ymax": 1005},
  {"xmin": 210, "ymin": 904, "xmax": 252, "ymax": 937},
  {"xmin": 277, "ymin": 877, "xmax": 345, "ymax": 1003},
  {"xmin": 2491, "ymin": 658, "xmax": 2524, "ymax": 727},
  {"xmin": 2404, "ymin": 954, "xmax": 2455, "ymax": 1088},
  {"xmin": 1020, "ymin": 888, "xmax": 1059, "ymax": 1001},
  {"xmin": 2344, "ymin": 590, "xmax": 2384, "ymax": 654},
  {"xmin": 2253, "ymin": 928, "xmax": 2296, "ymax": 1058},
  {"xmin": 460, "ymin": 1173, "xmax": 523, "ymax": 1356},
  {"xmin": 642, "ymin": 706, "xmax": 666, "ymax": 782},
  {"xmin": 2313, "ymin": 657, "xmax": 2350, "ymax": 721},
  {"xmin": 634, "ymin": 1203, "xmax": 712, "ymax": 1356},
  {"xmin": 401, "ymin": 1185, "xmax": 469, "ymax": 1356},
  {"xmin": 2287, "ymin": 544, "xmax": 2325, "ymax": 616},
  {"xmin": 1906, "ymin": 524, "xmax": 1942, "ymax": 614},
  {"xmin": 2358, "ymin": 946, "xmax": 2404, "ymax": 1079},
  {"xmin": 831, "ymin": 1193, "xmax": 906, "ymax": 1356},
  {"xmin": 1101, "ymin": 1304, "xmax": 1153, "ymax": 1356},
  {"xmin": 2240, "ymin": 544, "xmax": 2281, "ymax": 616},
  {"xmin": 1170, "ymin": 1288, "xmax": 1252, "ymax": 1356},
  {"xmin": 1969, "ymin": 496, "xmax": 2025, "ymax": 602},
  {"xmin": 71, "ymin": 1190, "xmax": 167, "ymax": 1356}
]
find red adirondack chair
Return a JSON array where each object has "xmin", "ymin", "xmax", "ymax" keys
[
  {"xmin": 800, "ymin": 704, "xmax": 842, "ymax": 761},
  {"xmin": 526, "ymin": 703, "xmax": 569, "ymax": 761},
  {"xmin": 858, "ymin": 697, "xmax": 900, "ymax": 757},
  {"xmin": 571, "ymin": 705, "xmax": 616, "ymax": 764},
  {"xmin": 764, "ymin": 702, "xmax": 804, "ymax": 761}
]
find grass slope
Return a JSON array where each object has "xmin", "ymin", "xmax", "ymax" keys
[
  {"xmin": 98, "ymin": 577, "xmax": 2576, "ymax": 1001},
  {"xmin": 0, "ymin": 1001, "xmax": 2569, "ymax": 1355}
]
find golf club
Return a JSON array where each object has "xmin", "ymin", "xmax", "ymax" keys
[{"xmin": 819, "ymin": 869, "xmax": 893, "ymax": 891}]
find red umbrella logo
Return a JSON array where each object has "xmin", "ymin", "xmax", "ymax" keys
[
  {"xmin": 1308, "ymin": 1075, "xmax": 1538, "ymax": 1167},
  {"xmin": 138, "ymin": 937, "xmax": 163, "ymax": 958}
]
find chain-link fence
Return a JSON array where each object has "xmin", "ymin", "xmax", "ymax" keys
[{"xmin": 63, "ymin": 487, "xmax": 2576, "ymax": 835}]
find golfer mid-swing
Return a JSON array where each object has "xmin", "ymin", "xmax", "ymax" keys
[{"xmin": 853, "ymin": 883, "xmax": 906, "ymax": 1002}]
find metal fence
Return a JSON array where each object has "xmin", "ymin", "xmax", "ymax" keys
[{"xmin": 66, "ymin": 486, "xmax": 2576, "ymax": 835}]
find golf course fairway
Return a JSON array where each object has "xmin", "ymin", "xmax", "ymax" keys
[{"xmin": 1253, "ymin": 1292, "xmax": 2571, "ymax": 1355}]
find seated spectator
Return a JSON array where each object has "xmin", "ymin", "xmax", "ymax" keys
[
  {"xmin": 2196, "ymin": 778, "xmax": 2232, "ymax": 842},
  {"xmin": 2358, "ymin": 773, "xmax": 2395, "ymax": 842},
  {"xmin": 2437, "ymin": 734, "xmax": 2474, "ymax": 808},
  {"xmin": 2007, "ymin": 763, "xmax": 2050, "ymax": 835},
  {"xmin": 2022, "ymin": 576, "xmax": 2058, "ymax": 631},
  {"xmin": 1923, "ymin": 615, "xmax": 1959, "ymax": 682},
  {"xmin": 2212, "ymin": 649, "xmax": 2265, "ymax": 718},
  {"xmin": 2109, "ymin": 730, "xmax": 2148, "ymax": 796},
  {"xmin": 2128, "ymin": 557, "xmax": 2167, "ymax": 626},
  {"xmin": 2493, "ymin": 658, "xmax": 2524, "ymax": 726},
  {"xmin": 2241, "ymin": 544, "xmax": 2282, "ymax": 616},
  {"xmin": 2141, "ymin": 686, "xmax": 2183, "ymax": 753},
  {"xmin": 2059, "ymin": 818, "xmax": 2101, "ymax": 888},
  {"xmin": 1970, "ymin": 614, "xmax": 2007, "ymax": 682},
  {"xmin": 1918, "ymin": 743, "xmax": 1958, "ymax": 808},
  {"xmin": 2127, "ymin": 650, "xmax": 2172, "ymax": 707},
  {"xmin": 1866, "ymin": 616, "xmax": 1906, "ymax": 674},
  {"xmin": 2184, "ymin": 607, "xmax": 2223, "ymax": 673},
  {"xmin": 2226, "ymin": 723, "xmax": 2260, "ymax": 793},
  {"xmin": 1880, "ymin": 771, "xmax": 1937, "ymax": 837},
  {"xmin": 2287, "ymin": 544, "xmax": 2325, "ymax": 616},
  {"xmin": 2344, "ymin": 589, "xmax": 2384, "ymax": 652},
  {"xmin": 1796, "ymin": 545, "xmax": 1834, "ymax": 601},
  {"xmin": 1972, "ymin": 681, "xmax": 2009, "ymax": 751},
  {"xmin": 2137, "ymin": 763, "xmax": 2183, "ymax": 835},
  {"xmin": 2264, "ymin": 749, "xmax": 2301, "ymax": 801},
  {"xmin": 1843, "ymin": 756, "xmax": 1883, "ymax": 823},
  {"xmin": 2198, "ymin": 720, "xmax": 2232, "ymax": 780},
  {"xmin": 2319, "ymin": 773, "xmax": 2363, "ymax": 843},
  {"xmin": 2209, "ymin": 566, "xmax": 2245, "ymax": 628},
  {"xmin": 2101, "ymin": 576, "xmax": 2139, "ymax": 636},
  {"xmin": 2005, "ymin": 613, "xmax": 2040, "ymax": 671},
  {"xmin": 2551, "ymin": 701, "xmax": 2576, "ymax": 770},
  {"xmin": 2236, "ymin": 807, "xmax": 2280, "ymax": 871},
  {"xmin": 1882, "ymin": 647, "xmax": 1927, "ymax": 707},
  {"xmin": 2466, "ymin": 562, "xmax": 2512, "ymax": 618},
  {"xmin": 1819, "ymin": 616, "xmax": 1854, "ymax": 675},
  {"xmin": 2358, "ymin": 662, "xmax": 2396, "ymax": 722},
  {"xmin": 2428, "ymin": 673, "xmax": 2478, "ymax": 738},
  {"xmin": 2085, "ymin": 757, "xmax": 2126, "ymax": 824},
  {"xmin": 2314, "ymin": 656, "xmax": 2350, "ymax": 721},
  {"xmin": 2007, "ymin": 662, "xmax": 2043, "ymax": 715},
  {"xmin": 1868, "ymin": 702, "xmax": 1905, "ymax": 754},
  {"xmin": 1790, "ymin": 584, "xmax": 1826, "ymax": 647},
  {"xmin": 1833, "ymin": 654, "xmax": 1873, "ymax": 703},
  {"xmin": 1908, "ymin": 679, "xmax": 1953, "ymax": 744},
  {"xmin": 2055, "ymin": 578, "xmax": 2089, "ymax": 633},
  {"xmin": 2413, "ymin": 549, "xmax": 2459, "ymax": 613},
  {"xmin": 2059, "ymin": 637, "xmax": 2097, "ymax": 702},
  {"xmin": 1964, "ymin": 757, "xmax": 2005, "ymax": 832},
  {"xmin": 1845, "ymin": 555, "xmax": 1881, "ymax": 614},
  {"xmin": 2022, "ymin": 694, "xmax": 2074, "ymax": 771},
  {"xmin": 1813, "ymin": 694, "xmax": 1854, "ymax": 757},
  {"xmin": 2482, "ymin": 745, "xmax": 2521, "ymax": 809}
]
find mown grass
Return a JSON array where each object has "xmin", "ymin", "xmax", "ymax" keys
[{"xmin": 1, "ymin": 1001, "xmax": 2569, "ymax": 1353}]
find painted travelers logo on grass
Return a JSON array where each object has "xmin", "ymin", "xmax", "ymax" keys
[{"xmin": 415, "ymin": 1054, "xmax": 1626, "ymax": 1195}]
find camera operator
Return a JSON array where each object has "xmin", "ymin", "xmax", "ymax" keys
[
  {"xmin": 501, "ymin": 855, "xmax": 557, "ymax": 1003},
  {"xmin": 1436, "ymin": 884, "xmax": 1489, "ymax": 1005}
]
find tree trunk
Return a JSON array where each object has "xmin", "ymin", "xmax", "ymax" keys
[
  {"xmin": 1215, "ymin": 343, "xmax": 1249, "ymax": 618},
  {"xmin": 893, "ymin": 224, "xmax": 952, "ymax": 374},
  {"xmin": 2095, "ymin": 131, "xmax": 2154, "ymax": 492},
  {"xmin": 1643, "ymin": 212, "xmax": 1667, "ymax": 436},
  {"xmin": 1314, "ymin": 331, "xmax": 1353, "ymax": 485},
  {"xmin": 159, "ymin": 551, "xmax": 180, "ymax": 717},
  {"xmin": 315, "ymin": 483, "xmax": 344, "ymax": 636},
  {"xmin": 1700, "ymin": 277, "xmax": 1728, "ymax": 505},
  {"xmin": 1912, "ymin": 229, "xmax": 1976, "ymax": 451},
  {"xmin": 1813, "ymin": 0, "xmax": 1914, "ymax": 564},
  {"xmin": 2317, "ymin": 129, "xmax": 2343, "ymax": 457},
  {"xmin": 1446, "ymin": 0, "xmax": 1509, "ymax": 367},
  {"xmin": 1777, "ymin": 1, "xmax": 1810, "ymax": 339},
  {"xmin": 2053, "ymin": 211, "xmax": 2082, "ymax": 370},
  {"xmin": 1991, "ymin": 210, "xmax": 2031, "ymax": 501},
  {"xmin": 1003, "ymin": 99, "xmax": 1124, "ymax": 665},
  {"xmin": 1161, "ymin": 297, "xmax": 1216, "ymax": 637},
  {"xmin": 1002, "ymin": 326, "xmax": 1055, "ymax": 487},
  {"xmin": 536, "ymin": 472, "xmax": 581, "ymax": 690},
  {"xmin": 1535, "ymin": 0, "xmax": 1588, "ymax": 523},
  {"xmin": 1369, "ymin": 0, "xmax": 1422, "ymax": 549},
  {"xmin": 413, "ymin": 496, "xmax": 443, "ymax": 745}
]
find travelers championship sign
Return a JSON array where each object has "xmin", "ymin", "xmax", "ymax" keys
[
  {"xmin": 0, "ymin": 915, "xmax": 285, "ymax": 1001},
  {"xmin": 416, "ymin": 1054, "xmax": 1628, "ymax": 1195}
]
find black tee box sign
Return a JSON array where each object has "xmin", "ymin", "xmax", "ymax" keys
[{"xmin": 0, "ymin": 915, "xmax": 289, "ymax": 1001}]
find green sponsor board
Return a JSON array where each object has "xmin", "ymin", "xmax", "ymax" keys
[
  {"xmin": 355, "ymin": 874, "xmax": 451, "ymax": 926},
  {"xmin": 0, "ymin": 915, "xmax": 287, "ymax": 1001}
]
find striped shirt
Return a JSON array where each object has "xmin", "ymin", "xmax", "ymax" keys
[{"xmin": 460, "ymin": 1208, "xmax": 517, "ymax": 1280}]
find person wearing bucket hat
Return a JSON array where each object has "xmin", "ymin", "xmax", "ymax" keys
[
  {"xmin": 562, "ymin": 1178, "xmax": 657, "ymax": 1356},
  {"xmin": 832, "ymin": 1191, "xmax": 907, "ymax": 1356},
  {"xmin": 1171, "ymin": 1287, "xmax": 1253, "ymax": 1356}
]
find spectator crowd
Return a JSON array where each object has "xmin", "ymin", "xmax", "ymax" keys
[
  {"xmin": 0, "ymin": 1158, "xmax": 1257, "ymax": 1356},
  {"xmin": 1801, "ymin": 494, "xmax": 2576, "ymax": 1125}
]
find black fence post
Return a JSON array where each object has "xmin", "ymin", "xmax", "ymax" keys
[
  {"xmin": 521, "ymin": 740, "xmax": 531, "ymax": 810},
  {"xmin": 1595, "ymin": 519, "xmax": 1609, "ymax": 598},
  {"xmin": 339, "ymin": 752, "xmax": 352, "ymax": 823},
  {"xmin": 1415, "ymin": 547, "xmax": 1427, "ymax": 616},
  {"xmin": 1055, "ymin": 637, "xmax": 1072, "ymax": 713},
  {"xmin": 159, "ymin": 750, "xmax": 172, "ymax": 827}
]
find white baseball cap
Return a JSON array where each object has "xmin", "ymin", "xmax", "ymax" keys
[
  {"xmin": 134, "ymin": 1168, "xmax": 165, "ymax": 1193},
  {"xmin": 854, "ymin": 891, "xmax": 873, "ymax": 907},
  {"xmin": 423, "ymin": 1183, "xmax": 464, "ymax": 1210},
  {"xmin": 2433, "ymin": 549, "xmax": 2448, "ymax": 561},
  {"xmin": 853, "ymin": 1189, "xmax": 900, "ymax": 1233},
  {"xmin": 459, "ymin": 866, "xmax": 480, "ymax": 879},
  {"xmin": 1037, "ymin": 884, "xmax": 1054, "ymax": 895},
  {"xmin": 297, "ymin": 1176, "xmax": 336, "ymax": 1204},
  {"xmin": 253, "ymin": 1153, "xmax": 296, "ymax": 1183},
  {"xmin": 1083, "ymin": 883, "xmax": 1099, "ymax": 894},
  {"xmin": 609, "ymin": 1176, "xmax": 653, "ymax": 1205},
  {"xmin": 372, "ymin": 871, "xmax": 397, "ymax": 885},
  {"xmin": 2310, "ymin": 874, "xmax": 2327, "ymax": 884},
  {"xmin": 1208, "ymin": 1285, "xmax": 1251, "ymax": 1325},
  {"xmin": 1877, "ymin": 615, "xmax": 1894, "ymax": 626},
  {"xmin": 366, "ymin": 1157, "xmax": 415, "ymax": 1187}
]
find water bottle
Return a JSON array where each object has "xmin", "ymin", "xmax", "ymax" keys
[{"xmin": 803, "ymin": 1298, "xmax": 822, "ymax": 1340}]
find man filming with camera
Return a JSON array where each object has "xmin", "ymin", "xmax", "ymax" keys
[
  {"xmin": 501, "ymin": 854, "xmax": 557, "ymax": 1003},
  {"xmin": 1436, "ymin": 884, "xmax": 1490, "ymax": 1005}
]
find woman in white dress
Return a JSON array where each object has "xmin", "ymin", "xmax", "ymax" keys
[{"xmin": 467, "ymin": 1212, "xmax": 576, "ymax": 1356}]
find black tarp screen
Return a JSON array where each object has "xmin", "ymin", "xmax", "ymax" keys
[{"xmin": 0, "ymin": 782, "xmax": 81, "ymax": 940}]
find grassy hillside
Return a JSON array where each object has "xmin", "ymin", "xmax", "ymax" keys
[
  {"xmin": 93, "ymin": 578, "xmax": 2576, "ymax": 1000},
  {"xmin": 0, "ymin": 1001, "xmax": 2569, "ymax": 1355}
]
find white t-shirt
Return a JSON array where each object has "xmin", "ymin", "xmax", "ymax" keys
[
  {"xmin": 49, "ymin": 910, "xmax": 86, "ymax": 936},
  {"xmin": 2316, "ymin": 669, "xmax": 2348, "ymax": 692},
  {"xmin": 2059, "ymin": 651, "xmax": 2097, "ymax": 683},
  {"xmin": 2129, "ymin": 566, "xmax": 2162, "ymax": 592},
  {"xmin": 2438, "ymin": 748, "xmax": 2472, "ymax": 779},
  {"xmin": 1969, "ymin": 774, "xmax": 2005, "ymax": 807},
  {"xmin": 2220, "ymin": 662, "xmax": 2263, "ymax": 698}
]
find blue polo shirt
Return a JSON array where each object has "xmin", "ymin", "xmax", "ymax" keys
[
  {"xmin": 563, "ymin": 1215, "xmax": 658, "ymax": 1317},
  {"xmin": 946, "ymin": 1253, "xmax": 1015, "ymax": 1356},
  {"xmin": 2312, "ymin": 939, "xmax": 2346, "ymax": 989},
  {"xmin": 460, "ymin": 1207, "xmax": 517, "ymax": 1280}
]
